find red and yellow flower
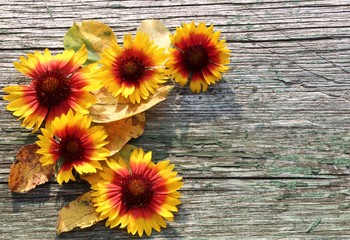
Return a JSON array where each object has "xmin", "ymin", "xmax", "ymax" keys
[
  {"xmin": 36, "ymin": 110, "xmax": 110, "ymax": 184},
  {"xmin": 98, "ymin": 32, "xmax": 167, "ymax": 104},
  {"xmin": 91, "ymin": 148, "xmax": 183, "ymax": 236},
  {"xmin": 3, "ymin": 45, "xmax": 99, "ymax": 132},
  {"xmin": 166, "ymin": 22, "xmax": 230, "ymax": 93}
]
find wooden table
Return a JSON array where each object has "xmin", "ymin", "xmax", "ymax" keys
[{"xmin": 1, "ymin": 0, "xmax": 349, "ymax": 239}]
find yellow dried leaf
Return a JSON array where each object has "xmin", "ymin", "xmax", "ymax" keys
[
  {"xmin": 100, "ymin": 113, "xmax": 145, "ymax": 155},
  {"xmin": 89, "ymin": 85, "xmax": 173, "ymax": 123},
  {"xmin": 56, "ymin": 191, "xmax": 100, "ymax": 234},
  {"xmin": 8, "ymin": 144, "xmax": 54, "ymax": 193},
  {"xmin": 63, "ymin": 20, "xmax": 117, "ymax": 64},
  {"xmin": 137, "ymin": 19, "xmax": 171, "ymax": 49}
]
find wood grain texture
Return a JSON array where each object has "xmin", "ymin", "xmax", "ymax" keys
[{"xmin": 1, "ymin": 0, "xmax": 350, "ymax": 239}]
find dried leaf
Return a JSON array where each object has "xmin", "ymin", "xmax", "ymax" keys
[
  {"xmin": 89, "ymin": 85, "xmax": 173, "ymax": 123},
  {"xmin": 63, "ymin": 20, "xmax": 117, "ymax": 65},
  {"xmin": 100, "ymin": 113, "xmax": 145, "ymax": 156},
  {"xmin": 57, "ymin": 191, "xmax": 100, "ymax": 234},
  {"xmin": 8, "ymin": 144, "xmax": 54, "ymax": 193},
  {"xmin": 137, "ymin": 19, "xmax": 171, "ymax": 49},
  {"xmin": 81, "ymin": 145, "xmax": 137, "ymax": 189},
  {"xmin": 80, "ymin": 173, "xmax": 103, "ymax": 186},
  {"xmin": 80, "ymin": 161, "xmax": 110, "ymax": 185},
  {"xmin": 81, "ymin": 145, "xmax": 137, "ymax": 185},
  {"xmin": 106, "ymin": 144, "xmax": 138, "ymax": 169},
  {"xmin": 110, "ymin": 144, "xmax": 138, "ymax": 162}
]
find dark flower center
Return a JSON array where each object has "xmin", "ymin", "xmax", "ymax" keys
[
  {"xmin": 34, "ymin": 69, "xmax": 71, "ymax": 107},
  {"xmin": 118, "ymin": 56, "xmax": 145, "ymax": 83},
  {"xmin": 59, "ymin": 137, "xmax": 84, "ymax": 162},
  {"xmin": 42, "ymin": 77, "xmax": 59, "ymax": 93},
  {"xmin": 121, "ymin": 174, "xmax": 153, "ymax": 209},
  {"xmin": 184, "ymin": 45, "xmax": 209, "ymax": 71}
]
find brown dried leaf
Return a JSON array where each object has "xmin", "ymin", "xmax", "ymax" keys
[
  {"xmin": 100, "ymin": 113, "xmax": 145, "ymax": 156},
  {"xmin": 89, "ymin": 85, "xmax": 173, "ymax": 123},
  {"xmin": 137, "ymin": 19, "xmax": 171, "ymax": 49},
  {"xmin": 8, "ymin": 144, "xmax": 54, "ymax": 193},
  {"xmin": 57, "ymin": 191, "xmax": 100, "ymax": 235}
]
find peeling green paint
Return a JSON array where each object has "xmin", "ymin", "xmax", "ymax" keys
[
  {"xmin": 271, "ymin": 166, "xmax": 316, "ymax": 176},
  {"xmin": 271, "ymin": 181, "xmax": 308, "ymax": 190},
  {"xmin": 306, "ymin": 218, "xmax": 322, "ymax": 233},
  {"xmin": 339, "ymin": 204, "xmax": 350, "ymax": 209},
  {"xmin": 276, "ymin": 193, "xmax": 300, "ymax": 200}
]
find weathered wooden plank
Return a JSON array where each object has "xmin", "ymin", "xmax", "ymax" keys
[
  {"xmin": 1, "ymin": 0, "xmax": 350, "ymax": 239},
  {"xmin": 1, "ymin": 177, "xmax": 349, "ymax": 239}
]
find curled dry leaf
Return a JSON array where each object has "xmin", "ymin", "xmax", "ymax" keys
[
  {"xmin": 63, "ymin": 20, "xmax": 117, "ymax": 64},
  {"xmin": 100, "ymin": 113, "xmax": 145, "ymax": 156},
  {"xmin": 57, "ymin": 191, "xmax": 100, "ymax": 235},
  {"xmin": 89, "ymin": 85, "xmax": 173, "ymax": 123},
  {"xmin": 8, "ymin": 144, "xmax": 54, "ymax": 193},
  {"xmin": 137, "ymin": 19, "xmax": 171, "ymax": 49}
]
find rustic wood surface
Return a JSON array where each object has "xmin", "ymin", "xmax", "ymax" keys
[{"xmin": 1, "ymin": 0, "xmax": 350, "ymax": 239}]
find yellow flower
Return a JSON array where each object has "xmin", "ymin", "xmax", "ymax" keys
[
  {"xmin": 166, "ymin": 22, "xmax": 230, "ymax": 93},
  {"xmin": 91, "ymin": 148, "xmax": 183, "ymax": 236},
  {"xmin": 3, "ymin": 45, "xmax": 99, "ymax": 132},
  {"xmin": 36, "ymin": 110, "xmax": 109, "ymax": 184},
  {"xmin": 98, "ymin": 32, "xmax": 167, "ymax": 104}
]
